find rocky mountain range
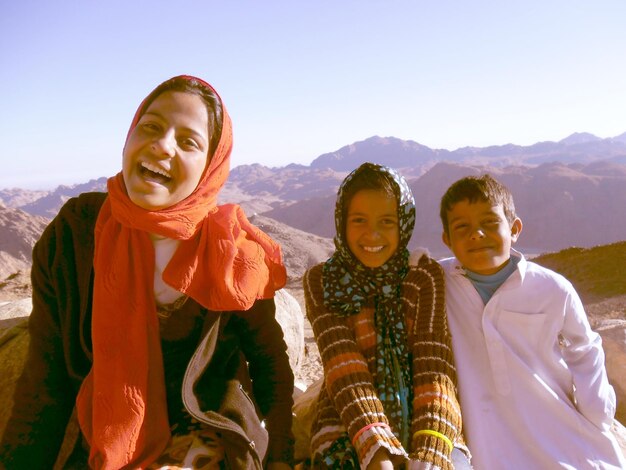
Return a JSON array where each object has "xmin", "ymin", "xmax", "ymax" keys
[
  {"xmin": 310, "ymin": 132, "xmax": 626, "ymax": 171},
  {"xmin": 0, "ymin": 206, "xmax": 49, "ymax": 279},
  {"xmin": 2, "ymin": 131, "xmax": 626, "ymax": 277}
]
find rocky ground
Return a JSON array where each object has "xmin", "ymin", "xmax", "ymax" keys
[
  {"xmin": 585, "ymin": 294, "xmax": 626, "ymax": 327},
  {"xmin": 0, "ymin": 271, "xmax": 31, "ymax": 303}
]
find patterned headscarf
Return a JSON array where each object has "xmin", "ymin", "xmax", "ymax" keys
[{"xmin": 322, "ymin": 162, "xmax": 416, "ymax": 444}]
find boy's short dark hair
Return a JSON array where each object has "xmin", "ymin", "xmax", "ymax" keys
[{"xmin": 439, "ymin": 174, "xmax": 517, "ymax": 235}]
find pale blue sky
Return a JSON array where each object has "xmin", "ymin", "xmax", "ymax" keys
[{"xmin": 1, "ymin": 0, "xmax": 626, "ymax": 189}]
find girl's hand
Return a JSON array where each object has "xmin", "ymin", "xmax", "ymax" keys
[
  {"xmin": 407, "ymin": 460, "xmax": 431, "ymax": 470},
  {"xmin": 366, "ymin": 448, "xmax": 395, "ymax": 470}
]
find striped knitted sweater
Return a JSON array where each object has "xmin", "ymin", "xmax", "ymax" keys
[{"xmin": 303, "ymin": 252, "xmax": 465, "ymax": 469}]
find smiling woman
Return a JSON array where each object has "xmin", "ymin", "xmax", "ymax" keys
[
  {"xmin": 123, "ymin": 90, "xmax": 211, "ymax": 210},
  {"xmin": 0, "ymin": 75, "xmax": 295, "ymax": 470}
]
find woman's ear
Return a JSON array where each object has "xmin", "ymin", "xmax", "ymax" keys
[{"xmin": 510, "ymin": 217, "xmax": 523, "ymax": 243}]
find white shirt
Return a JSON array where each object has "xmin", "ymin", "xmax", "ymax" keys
[
  {"xmin": 150, "ymin": 234, "xmax": 183, "ymax": 305},
  {"xmin": 440, "ymin": 250, "xmax": 625, "ymax": 469}
]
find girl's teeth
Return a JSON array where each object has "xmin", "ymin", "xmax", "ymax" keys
[{"xmin": 363, "ymin": 246, "xmax": 383, "ymax": 252}]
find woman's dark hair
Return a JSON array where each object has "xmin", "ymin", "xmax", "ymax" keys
[{"xmin": 136, "ymin": 76, "xmax": 223, "ymax": 157}]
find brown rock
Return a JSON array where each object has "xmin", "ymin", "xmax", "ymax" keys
[
  {"xmin": 596, "ymin": 319, "xmax": 626, "ymax": 424},
  {"xmin": 0, "ymin": 206, "xmax": 48, "ymax": 279},
  {"xmin": 0, "ymin": 299, "xmax": 31, "ymax": 437}
]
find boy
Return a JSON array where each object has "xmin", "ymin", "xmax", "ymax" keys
[{"xmin": 438, "ymin": 174, "xmax": 625, "ymax": 469}]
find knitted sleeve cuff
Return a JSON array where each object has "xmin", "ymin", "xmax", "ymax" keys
[
  {"xmin": 353, "ymin": 423, "xmax": 407, "ymax": 468},
  {"xmin": 409, "ymin": 432, "xmax": 455, "ymax": 469}
]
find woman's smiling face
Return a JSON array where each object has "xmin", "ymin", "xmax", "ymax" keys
[{"xmin": 122, "ymin": 91, "xmax": 210, "ymax": 211}]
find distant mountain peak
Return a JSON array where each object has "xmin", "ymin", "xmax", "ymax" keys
[
  {"xmin": 559, "ymin": 132, "xmax": 601, "ymax": 145},
  {"xmin": 611, "ymin": 131, "xmax": 626, "ymax": 144},
  {"xmin": 310, "ymin": 135, "xmax": 442, "ymax": 171}
]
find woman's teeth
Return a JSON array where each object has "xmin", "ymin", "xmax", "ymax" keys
[{"xmin": 141, "ymin": 161, "xmax": 172, "ymax": 180}]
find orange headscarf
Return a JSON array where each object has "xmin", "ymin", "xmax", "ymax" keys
[{"xmin": 76, "ymin": 75, "xmax": 286, "ymax": 469}]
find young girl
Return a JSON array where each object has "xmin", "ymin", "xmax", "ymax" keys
[
  {"xmin": 0, "ymin": 75, "xmax": 294, "ymax": 469},
  {"xmin": 303, "ymin": 163, "xmax": 468, "ymax": 469}
]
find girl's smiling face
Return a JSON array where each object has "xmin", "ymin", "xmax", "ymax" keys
[
  {"xmin": 122, "ymin": 91, "xmax": 210, "ymax": 211},
  {"xmin": 345, "ymin": 189, "xmax": 399, "ymax": 267}
]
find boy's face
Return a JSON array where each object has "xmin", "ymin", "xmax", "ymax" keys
[
  {"xmin": 346, "ymin": 189, "xmax": 399, "ymax": 268},
  {"xmin": 442, "ymin": 199, "xmax": 522, "ymax": 275}
]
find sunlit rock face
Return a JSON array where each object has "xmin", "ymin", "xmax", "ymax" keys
[{"xmin": 274, "ymin": 288, "xmax": 305, "ymax": 373}]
